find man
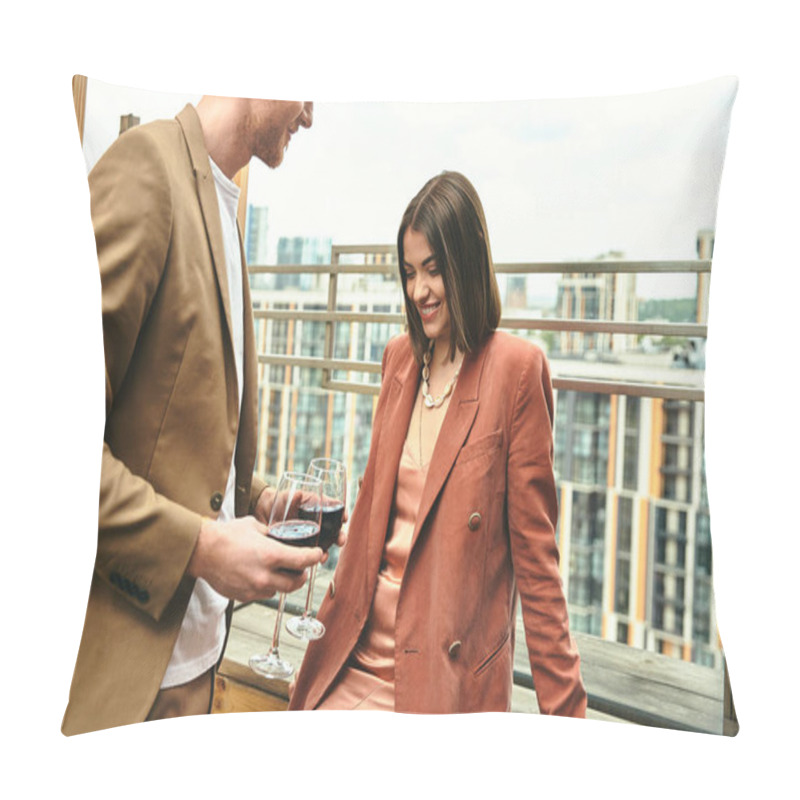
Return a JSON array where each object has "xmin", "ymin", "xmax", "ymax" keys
[{"xmin": 62, "ymin": 95, "xmax": 321, "ymax": 735}]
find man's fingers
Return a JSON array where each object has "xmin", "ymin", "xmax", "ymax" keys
[
  {"xmin": 267, "ymin": 540, "xmax": 324, "ymax": 569},
  {"xmin": 269, "ymin": 568, "xmax": 309, "ymax": 595}
]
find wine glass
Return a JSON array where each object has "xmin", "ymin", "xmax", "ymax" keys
[
  {"xmin": 249, "ymin": 471, "xmax": 322, "ymax": 680},
  {"xmin": 286, "ymin": 457, "xmax": 347, "ymax": 641}
]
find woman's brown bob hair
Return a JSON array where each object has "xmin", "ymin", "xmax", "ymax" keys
[{"xmin": 397, "ymin": 171, "xmax": 502, "ymax": 365}]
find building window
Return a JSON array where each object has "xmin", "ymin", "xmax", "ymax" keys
[
  {"xmin": 692, "ymin": 577, "xmax": 712, "ymax": 645},
  {"xmin": 652, "ymin": 506, "xmax": 687, "ymax": 636},
  {"xmin": 615, "ymin": 496, "xmax": 633, "ymax": 614},
  {"xmin": 623, "ymin": 397, "xmax": 640, "ymax": 490},
  {"xmin": 696, "ymin": 512, "xmax": 712, "ymax": 576},
  {"xmin": 569, "ymin": 490, "xmax": 605, "ymax": 630}
]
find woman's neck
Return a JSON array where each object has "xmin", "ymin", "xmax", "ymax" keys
[{"xmin": 429, "ymin": 340, "xmax": 463, "ymax": 370}]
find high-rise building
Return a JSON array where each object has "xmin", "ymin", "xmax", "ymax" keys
[
  {"xmin": 553, "ymin": 390, "xmax": 721, "ymax": 667},
  {"xmin": 553, "ymin": 250, "xmax": 638, "ymax": 356},
  {"xmin": 245, "ymin": 205, "xmax": 270, "ymax": 288},
  {"xmin": 549, "ymin": 232, "xmax": 721, "ymax": 668},
  {"xmin": 274, "ymin": 236, "xmax": 332, "ymax": 291}
]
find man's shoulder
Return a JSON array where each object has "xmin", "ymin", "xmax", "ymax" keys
[
  {"xmin": 110, "ymin": 116, "xmax": 184, "ymax": 160},
  {"xmin": 90, "ymin": 107, "xmax": 197, "ymax": 181}
]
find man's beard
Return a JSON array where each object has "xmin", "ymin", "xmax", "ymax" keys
[{"xmin": 251, "ymin": 124, "xmax": 287, "ymax": 169}]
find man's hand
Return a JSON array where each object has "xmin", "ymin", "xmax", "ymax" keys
[
  {"xmin": 253, "ymin": 485, "xmax": 277, "ymax": 527},
  {"xmin": 187, "ymin": 515, "xmax": 323, "ymax": 602}
]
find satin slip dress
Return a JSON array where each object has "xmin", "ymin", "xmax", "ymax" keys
[{"xmin": 316, "ymin": 440, "xmax": 427, "ymax": 710}]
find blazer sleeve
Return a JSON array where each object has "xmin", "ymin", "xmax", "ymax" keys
[
  {"xmin": 91, "ymin": 130, "xmax": 203, "ymax": 623},
  {"xmin": 506, "ymin": 346, "xmax": 587, "ymax": 717},
  {"xmin": 249, "ymin": 475, "xmax": 269, "ymax": 514}
]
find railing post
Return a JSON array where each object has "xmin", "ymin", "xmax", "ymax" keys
[{"xmin": 322, "ymin": 247, "xmax": 340, "ymax": 391}]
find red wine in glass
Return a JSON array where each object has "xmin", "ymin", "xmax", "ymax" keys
[
  {"xmin": 300, "ymin": 501, "xmax": 344, "ymax": 552},
  {"xmin": 268, "ymin": 519, "xmax": 320, "ymax": 549}
]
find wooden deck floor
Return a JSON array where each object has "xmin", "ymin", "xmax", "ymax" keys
[{"xmin": 214, "ymin": 564, "xmax": 728, "ymax": 735}]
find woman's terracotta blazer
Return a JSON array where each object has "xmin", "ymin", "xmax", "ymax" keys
[{"xmin": 290, "ymin": 331, "xmax": 587, "ymax": 716}]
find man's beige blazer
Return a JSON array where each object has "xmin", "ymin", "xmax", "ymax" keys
[{"xmin": 62, "ymin": 105, "xmax": 266, "ymax": 736}]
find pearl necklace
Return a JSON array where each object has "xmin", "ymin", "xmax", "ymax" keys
[{"xmin": 421, "ymin": 347, "xmax": 461, "ymax": 409}]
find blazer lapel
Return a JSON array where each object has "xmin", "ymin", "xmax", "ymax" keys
[
  {"xmin": 410, "ymin": 344, "xmax": 487, "ymax": 551},
  {"xmin": 176, "ymin": 105, "xmax": 234, "ymax": 350},
  {"xmin": 235, "ymin": 229, "xmax": 259, "ymax": 514},
  {"xmin": 366, "ymin": 349, "xmax": 420, "ymax": 579}
]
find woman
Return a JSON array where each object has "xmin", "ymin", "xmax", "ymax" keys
[{"xmin": 289, "ymin": 171, "xmax": 586, "ymax": 716}]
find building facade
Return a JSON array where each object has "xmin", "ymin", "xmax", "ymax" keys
[{"xmin": 553, "ymin": 390, "xmax": 721, "ymax": 668}]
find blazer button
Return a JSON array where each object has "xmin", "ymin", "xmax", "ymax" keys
[
  {"xmin": 448, "ymin": 640, "xmax": 462, "ymax": 659},
  {"xmin": 468, "ymin": 512, "xmax": 482, "ymax": 531},
  {"xmin": 328, "ymin": 580, "xmax": 336, "ymax": 598},
  {"xmin": 210, "ymin": 492, "xmax": 224, "ymax": 512}
]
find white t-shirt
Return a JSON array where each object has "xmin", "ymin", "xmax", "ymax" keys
[{"xmin": 161, "ymin": 157, "xmax": 245, "ymax": 688}]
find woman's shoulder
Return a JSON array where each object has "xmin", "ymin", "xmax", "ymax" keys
[
  {"xmin": 485, "ymin": 331, "xmax": 548, "ymax": 371},
  {"xmin": 384, "ymin": 332, "xmax": 412, "ymax": 357},
  {"xmin": 382, "ymin": 332, "xmax": 414, "ymax": 371}
]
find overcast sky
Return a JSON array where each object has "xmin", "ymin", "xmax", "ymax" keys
[{"xmin": 83, "ymin": 76, "xmax": 736, "ymax": 299}]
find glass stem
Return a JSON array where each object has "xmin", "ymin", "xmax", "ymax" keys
[
  {"xmin": 302, "ymin": 565, "xmax": 318, "ymax": 618},
  {"xmin": 271, "ymin": 592, "xmax": 287, "ymax": 652}
]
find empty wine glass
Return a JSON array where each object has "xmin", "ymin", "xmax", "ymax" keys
[
  {"xmin": 249, "ymin": 471, "xmax": 322, "ymax": 680},
  {"xmin": 286, "ymin": 457, "xmax": 347, "ymax": 641}
]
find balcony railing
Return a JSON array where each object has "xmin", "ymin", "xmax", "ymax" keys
[
  {"xmin": 251, "ymin": 246, "xmax": 710, "ymax": 401},
  {"xmin": 233, "ymin": 248, "xmax": 737, "ymax": 736}
]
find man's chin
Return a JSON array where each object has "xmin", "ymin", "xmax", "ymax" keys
[{"xmin": 259, "ymin": 151, "xmax": 284, "ymax": 170}]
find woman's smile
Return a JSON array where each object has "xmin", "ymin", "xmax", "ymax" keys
[{"xmin": 418, "ymin": 299, "xmax": 442, "ymax": 318}]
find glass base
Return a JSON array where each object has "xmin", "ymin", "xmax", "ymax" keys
[
  {"xmin": 249, "ymin": 651, "xmax": 294, "ymax": 680},
  {"xmin": 286, "ymin": 614, "xmax": 326, "ymax": 641}
]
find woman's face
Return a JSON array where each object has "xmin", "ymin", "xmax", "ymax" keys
[{"xmin": 402, "ymin": 228, "xmax": 451, "ymax": 353}]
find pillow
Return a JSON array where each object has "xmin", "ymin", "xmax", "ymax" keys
[{"xmin": 64, "ymin": 75, "xmax": 738, "ymax": 740}]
